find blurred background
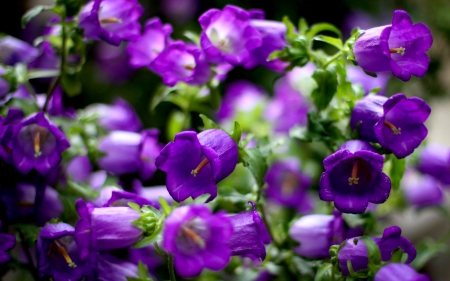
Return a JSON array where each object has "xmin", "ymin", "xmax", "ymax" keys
[{"xmin": 2, "ymin": 0, "xmax": 450, "ymax": 279}]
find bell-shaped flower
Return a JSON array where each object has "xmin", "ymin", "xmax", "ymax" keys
[
  {"xmin": 319, "ymin": 140, "xmax": 391, "ymax": 214},
  {"xmin": 37, "ymin": 223, "xmax": 97, "ymax": 281},
  {"xmin": 126, "ymin": 18, "xmax": 173, "ymax": 68},
  {"xmin": 150, "ymin": 41, "xmax": 211, "ymax": 87},
  {"xmin": 162, "ymin": 205, "xmax": 233, "ymax": 278},
  {"xmin": 353, "ymin": 10, "xmax": 433, "ymax": 81},
  {"xmin": 36, "ymin": 87, "xmax": 76, "ymax": 119},
  {"xmin": 0, "ymin": 221, "xmax": 15, "ymax": 264},
  {"xmin": 401, "ymin": 169, "xmax": 443, "ymax": 207},
  {"xmin": 97, "ymin": 253, "xmax": 142, "ymax": 281},
  {"xmin": 351, "ymin": 94, "xmax": 431, "ymax": 159},
  {"xmin": 0, "ymin": 108, "xmax": 25, "ymax": 162},
  {"xmin": 338, "ymin": 226, "xmax": 416, "ymax": 275},
  {"xmin": 98, "ymin": 129, "xmax": 161, "ymax": 181},
  {"xmin": 374, "ymin": 263, "xmax": 430, "ymax": 281},
  {"xmin": 155, "ymin": 129, "xmax": 238, "ymax": 202},
  {"xmin": 79, "ymin": 0, "xmax": 144, "ymax": 46},
  {"xmin": 0, "ymin": 36, "xmax": 39, "ymax": 65},
  {"xmin": 264, "ymin": 158, "xmax": 313, "ymax": 212},
  {"xmin": 199, "ymin": 5, "xmax": 262, "ymax": 65},
  {"xmin": 417, "ymin": 143, "xmax": 450, "ymax": 185},
  {"xmin": 346, "ymin": 65, "xmax": 390, "ymax": 95},
  {"xmin": 5, "ymin": 111, "xmax": 70, "ymax": 176}
]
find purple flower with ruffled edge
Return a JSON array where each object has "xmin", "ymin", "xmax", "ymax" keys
[
  {"xmin": 199, "ymin": 5, "xmax": 263, "ymax": 65},
  {"xmin": 264, "ymin": 158, "xmax": 313, "ymax": 212},
  {"xmin": 350, "ymin": 93, "xmax": 431, "ymax": 159},
  {"xmin": 417, "ymin": 144, "xmax": 450, "ymax": 185},
  {"xmin": 0, "ymin": 36, "xmax": 39, "ymax": 65},
  {"xmin": 5, "ymin": 111, "xmax": 70, "ymax": 176},
  {"xmin": 37, "ymin": 222, "xmax": 97, "ymax": 281},
  {"xmin": 244, "ymin": 19, "xmax": 288, "ymax": 72},
  {"xmin": 354, "ymin": 10, "xmax": 433, "ymax": 81},
  {"xmin": 79, "ymin": 0, "xmax": 144, "ymax": 46},
  {"xmin": 0, "ymin": 221, "xmax": 15, "ymax": 264},
  {"xmin": 155, "ymin": 129, "xmax": 238, "ymax": 202},
  {"xmin": 98, "ymin": 129, "xmax": 161, "ymax": 180},
  {"xmin": 151, "ymin": 41, "xmax": 211, "ymax": 87},
  {"xmin": 227, "ymin": 202, "xmax": 266, "ymax": 261},
  {"xmin": 289, "ymin": 211, "xmax": 362, "ymax": 259},
  {"xmin": 0, "ymin": 108, "xmax": 25, "ymax": 162},
  {"xmin": 401, "ymin": 170, "xmax": 443, "ymax": 207},
  {"xmin": 346, "ymin": 65, "xmax": 390, "ymax": 95},
  {"xmin": 126, "ymin": 18, "xmax": 173, "ymax": 69},
  {"xmin": 74, "ymin": 199, "xmax": 142, "ymax": 260},
  {"xmin": 163, "ymin": 204, "xmax": 233, "ymax": 278},
  {"xmin": 319, "ymin": 140, "xmax": 391, "ymax": 214},
  {"xmin": 374, "ymin": 263, "xmax": 430, "ymax": 281},
  {"xmin": 338, "ymin": 226, "xmax": 416, "ymax": 275}
]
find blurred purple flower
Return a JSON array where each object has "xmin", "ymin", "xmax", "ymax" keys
[
  {"xmin": 417, "ymin": 143, "xmax": 450, "ymax": 185},
  {"xmin": 0, "ymin": 221, "xmax": 15, "ymax": 264},
  {"xmin": 346, "ymin": 64, "xmax": 390, "ymax": 95},
  {"xmin": 160, "ymin": 0, "xmax": 199, "ymax": 24},
  {"xmin": 374, "ymin": 263, "xmax": 430, "ymax": 281},
  {"xmin": 0, "ymin": 36, "xmax": 39, "ymax": 65},
  {"xmin": 401, "ymin": 170, "xmax": 443, "ymax": 207}
]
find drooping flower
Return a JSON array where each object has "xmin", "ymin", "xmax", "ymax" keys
[
  {"xmin": 227, "ymin": 202, "xmax": 266, "ymax": 261},
  {"xmin": 5, "ymin": 111, "xmax": 70, "ymax": 176},
  {"xmin": 97, "ymin": 253, "xmax": 140, "ymax": 281},
  {"xmin": 350, "ymin": 93, "xmax": 431, "ymax": 158},
  {"xmin": 126, "ymin": 18, "xmax": 173, "ymax": 69},
  {"xmin": 37, "ymin": 222, "xmax": 97, "ymax": 281},
  {"xmin": 374, "ymin": 263, "xmax": 430, "ymax": 281},
  {"xmin": 163, "ymin": 205, "xmax": 233, "ymax": 278},
  {"xmin": 264, "ymin": 158, "xmax": 313, "ymax": 212},
  {"xmin": 199, "ymin": 5, "xmax": 263, "ymax": 65},
  {"xmin": 36, "ymin": 87, "xmax": 76, "ymax": 119},
  {"xmin": 0, "ymin": 221, "xmax": 15, "ymax": 264},
  {"xmin": 346, "ymin": 65, "xmax": 390, "ymax": 95},
  {"xmin": 338, "ymin": 226, "xmax": 416, "ymax": 275},
  {"xmin": 79, "ymin": 0, "xmax": 144, "ymax": 46},
  {"xmin": 0, "ymin": 36, "xmax": 39, "ymax": 65},
  {"xmin": 319, "ymin": 140, "xmax": 391, "ymax": 214},
  {"xmin": 98, "ymin": 129, "xmax": 161, "ymax": 181},
  {"xmin": 155, "ymin": 129, "xmax": 238, "ymax": 202},
  {"xmin": 353, "ymin": 10, "xmax": 433, "ymax": 81},
  {"xmin": 417, "ymin": 143, "xmax": 450, "ymax": 185},
  {"xmin": 150, "ymin": 41, "xmax": 211, "ymax": 87},
  {"xmin": 401, "ymin": 169, "xmax": 443, "ymax": 207},
  {"xmin": 289, "ymin": 211, "xmax": 362, "ymax": 259}
]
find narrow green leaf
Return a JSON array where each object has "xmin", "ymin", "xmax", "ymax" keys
[
  {"xmin": 230, "ymin": 121, "xmax": 242, "ymax": 145},
  {"xmin": 137, "ymin": 261, "xmax": 150, "ymax": 279},
  {"xmin": 307, "ymin": 23, "xmax": 341, "ymax": 40},
  {"xmin": 239, "ymin": 147, "xmax": 268, "ymax": 189},
  {"xmin": 282, "ymin": 16, "xmax": 297, "ymax": 41},
  {"xmin": 314, "ymin": 263, "xmax": 332, "ymax": 281},
  {"xmin": 389, "ymin": 157, "xmax": 406, "ymax": 191},
  {"xmin": 166, "ymin": 110, "xmax": 185, "ymax": 141},
  {"xmin": 311, "ymin": 68, "xmax": 338, "ymax": 111},
  {"xmin": 183, "ymin": 31, "xmax": 200, "ymax": 45},
  {"xmin": 209, "ymin": 83, "xmax": 221, "ymax": 110},
  {"xmin": 199, "ymin": 114, "xmax": 220, "ymax": 130},
  {"xmin": 22, "ymin": 5, "xmax": 54, "ymax": 27},
  {"xmin": 128, "ymin": 202, "xmax": 141, "ymax": 212},
  {"xmin": 389, "ymin": 248, "xmax": 405, "ymax": 263},
  {"xmin": 61, "ymin": 73, "xmax": 82, "ymax": 97},
  {"xmin": 314, "ymin": 35, "xmax": 343, "ymax": 50},
  {"xmin": 27, "ymin": 69, "xmax": 60, "ymax": 79},
  {"xmin": 298, "ymin": 18, "xmax": 308, "ymax": 35},
  {"xmin": 158, "ymin": 197, "xmax": 171, "ymax": 216},
  {"xmin": 149, "ymin": 85, "xmax": 177, "ymax": 112}
]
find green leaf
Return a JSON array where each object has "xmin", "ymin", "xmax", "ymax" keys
[
  {"xmin": 282, "ymin": 16, "xmax": 297, "ymax": 41},
  {"xmin": 307, "ymin": 23, "xmax": 341, "ymax": 40},
  {"xmin": 389, "ymin": 248, "xmax": 405, "ymax": 263},
  {"xmin": 230, "ymin": 121, "xmax": 242, "ymax": 145},
  {"xmin": 344, "ymin": 28, "xmax": 363, "ymax": 62},
  {"xmin": 128, "ymin": 202, "xmax": 141, "ymax": 212},
  {"xmin": 388, "ymin": 157, "xmax": 406, "ymax": 191},
  {"xmin": 314, "ymin": 35, "xmax": 343, "ymax": 50},
  {"xmin": 314, "ymin": 263, "xmax": 332, "ymax": 281},
  {"xmin": 183, "ymin": 31, "xmax": 200, "ymax": 45},
  {"xmin": 199, "ymin": 114, "xmax": 220, "ymax": 130},
  {"xmin": 166, "ymin": 110, "xmax": 185, "ymax": 141},
  {"xmin": 238, "ymin": 147, "xmax": 268, "ymax": 189},
  {"xmin": 22, "ymin": 5, "xmax": 54, "ymax": 27},
  {"xmin": 411, "ymin": 238, "xmax": 447, "ymax": 270},
  {"xmin": 149, "ymin": 85, "xmax": 177, "ymax": 112},
  {"xmin": 298, "ymin": 18, "xmax": 308, "ymax": 35},
  {"xmin": 137, "ymin": 261, "xmax": 153, "ymax": 280},
  {"xmin": 158, "ymin": 197, "xmax": 172, "ymax": 216},
  {"xmin": 27, "ymin": 69, "xmax": 60, "ymax": 79},
  {"xmin": 209, "ymin": 83, "xmax": 221, "ymax": 110},
  {"xmin": 359, "ymin": 236, "xmax": 381, "ymax": 275},
  {"xmin": 61, "ymin": 73, "xmax": 82, "ymax": 97},
  {"xmin": 311, "ymin": 68, "xmax": 338, "ymax": 111}
]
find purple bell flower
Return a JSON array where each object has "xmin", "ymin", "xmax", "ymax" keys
[
  {"xmin": 199, "ymin": 5, "xmax": 263, "ymax": 65},
  {"xmin": 417, "ymin": 144, "xmax": 450, "ymax": 185},
  {"xmin": 264, "ymin": 158, "xmax": 313, "ymax": 212},
  {"xmin": 0, "ymin": 108, "xmax": 26, "ymax": 162},
  {"xmin": 319, "ymin": 140, "xmax": 391, "ymax": 214},
  {"xmin": 353, "ymin": 10, "xmax": 433, "ymax": 81},
  {"xmin": 67, "ymin": 155, "xmax": 93, "ymax": 182},
  {"xmin": 126, "ymin": 18, "xmax": 173, "ymax": 69},
  {"xmin": 0, "ymin": 36, "xmax": 39, "ymax": 65},
  {"xmin": 74, "ymin": 199, "xmax": 142, "ymax": 260},
  {"xmin": 79, "ymin": 0, "xmax": 144, "ymax": 46},
  {"xmin": 346, "ymin": 65, "xmax": 390, "ymax": 95},
  {"xmin": 160, "ymin": 0, "xmax": 199, "ymax": 24},
  {"xmin": 401, "ymin": 170, "xmax": 443, "ymax": 207},
  {"xmin": 37, "ymin": 222, "xmax": 96, "ymax": 281},
  {"xmin": 151, "ymin": 41, "xmax": 211, "ymax": 87},
  {"xmin": 36, "ymin": 87, "xmax": 76, "ymax": 119},
  {"xmin": 374, "ymin": 263, "xmax": 430, "ymax": 281},
  {"xmin": 98, "ymin": 129, "xmax": 161, "ymax": 181},
  {"xmin": 338, "ymin": 226, "xmax": 416, "ymax": 275},
  {"xmin": 0, "ymin": 221, "xmax": 15, "ymax": 264},
  {"xmin": 163, "ymin": 205, "xmax": 233, "ymax": 278},
  {"xmin": 97, "ymin": 253, "xmax": 140, "ymax": 281},
  {"xmin": 155, "ymin": 129, "xmax": 238, "ymax": 202},
  {"xmin": 94, "ymin": 42, "xmax": 135, "ymax": 84},
  {"xmin": 350, "ymin": 94, "xmax": 431, "ymax": 159},
  {"xmin": 5, "ymin": 111, "xmax": 70, "ymax": 176},
  {"xmin": 227, "ymin": 202, "xmax": 266, "ymax": 261}
]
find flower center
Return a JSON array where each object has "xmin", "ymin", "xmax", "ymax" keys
[
  {"xmin": 181, "ymin": 225, "xmax": 205, "ymax": 248},
  {"xmin": 48, "ymin": 240, "xmax": 77, "ymax": 268},
  {"xmin": 33, "ymin": 131, "xmax": 42, "ymax": 157},
  {"xmin": 348, "ymin": 160, "xmax": 360, "ymax": 186},
  {"xmin": 100, "ymin": 17, "xmax": 122, "ymax": 24},
  {"xmin": 281, "ymin": 172, "xmax": 299, "ymax": 195},
  {"xmin": 384, "ymin": 120, "xmax": 401, "ymax": 135},
  {"xmin": 208, "ymin": 28, "xmax": 231, "ymax": 53},
  {"xmin": 389, "ymin": 47, "xmax": 405, "ymax": 56},
  {"xmin": 191, "ymin": 158, "xmax": 210, "ymax": 177}
]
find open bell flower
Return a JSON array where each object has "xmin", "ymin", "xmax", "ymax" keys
[
  {"xmin": 163, "ymin": 205, "xmax": 233, "ymax": 278},
  {"xmin": 0, "ymin": 221, "xmax": 15, "ymax": 264},
  {"xmin": 319, "ymin": 140, "xmax": 391, "ymax": 214},
  {"xmin": 353, "ymin": 10, "xmax": 432, "ymax": 81},
  {"xmin": 155, "ymin": 129, "xmax": 238, "ymax": 202},
  {"xmin": 79, "ymin": 0, "xmax": 144, "ymax": 46},
  {"xmin": 374, "ymin": 263, "xmax": 430, "ymax": 281},
  {"xmin": 350, "ymin": 94, "xmax": 431, "ymax": 159}
]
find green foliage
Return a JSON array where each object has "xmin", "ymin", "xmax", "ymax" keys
[
  {"xmin": 132, "ymin": 204, "xmax": 165, "ymax": 248},
  {"xmin": 21, "ymin": 5, "xmax": 55, "ymax": 27},
  {"xmin": 126, "ymin": 261, "xmax": 154, "ymax": 281},
  {"xmin": 311, "ymin": 68, "xmax": 339, "ymax": 111},
  {"xmin": 382, "ymin": 155, "xmax": 406, "ymax": 191}
]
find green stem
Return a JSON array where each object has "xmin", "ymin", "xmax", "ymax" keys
[
  {"xmin": 168, "ymin": 254, "xmax": 177, "ymax": 281},
  {"xmin": 258, "ymin": 203, "xmax": 283, "ymax": 249},
  {"xmin": 323, "ymin": 51, "xmax": 343, "ymax": 69}
]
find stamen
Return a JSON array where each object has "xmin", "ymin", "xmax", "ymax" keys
[
  {"xmin": 100, "ymin": 17, "xmax": 122, "ymax": 24},
  {"xmin": 53, "ymin": 240, "xmax": 77, "ymax": 268},
  {"xmin": 184, "ymin": 64, "xmax": 195, "ymax": 71},
  {"xmin": 181, "ymin": 225, "xmax": 205, "ymax": 248},
  {"xmin": 348, "ymin": 160, "xmax": 359, "ymax": 186},
  {"xmin": 389, "ymin": 47, "xmax": 405, "ymax": 56},
  {"xmin": 34, "ymin": 131, "xmax": 42, "ymax": 157},
  {"xmin": 281, "ymin": 173, "xmax": 299, "ymax": 195},
  {"xmin": 191, "ymin": 158, "xmax": 210, "ymax": 177},
  {"xmin": 384, "ymin": 120, "xmax": 401, "ymax": 135}
]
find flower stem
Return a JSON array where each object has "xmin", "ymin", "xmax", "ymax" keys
[
  {"xmin": 258, "ymin": 203, "xmax": 283, "ymax": 249},
  {"xmin": 168, "ymin": 254, "xmax": 177, "ymax": 281},
  {"xmin": 323, "ymin": 51, "xmax": 343, "ymax": 69}
]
